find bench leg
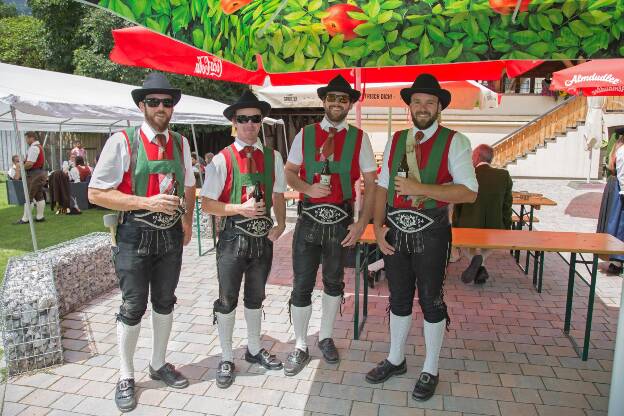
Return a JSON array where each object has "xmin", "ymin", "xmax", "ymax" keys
[
  {"xmin": 354, "ymin": 243, "xmax": 361, "ymax": 340},
  {"xmin": 537, "ymin": 251, "xmax": 545, "ymax": 293},
  {"xmin": 195, "ymin": 198, "xmax": 202, "ymax": 255},
  {"xmin": 564, "ymin": 253, "xmax": 577, "ymax": 334},
  {"xmin": 582, "ymin": 255, "xmax": 599, "ymax": 361}
]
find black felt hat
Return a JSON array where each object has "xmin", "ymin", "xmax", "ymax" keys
[
  {"xmin": 223, "ymin": 90, "xmax": 271, "ymax": 120},
  {"xmin": 400, "ymin": 73, "xmax": 451, "ymax": 109},
  {"xmin": 317, "ymin": 75, "xmax": 361, "ymax": 102},
  {"xmin": 131, "ymin": 72, "xmax": 181, "ymax": 107}
]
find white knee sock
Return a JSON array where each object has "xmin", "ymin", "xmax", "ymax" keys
[
  {"xmin": 244, "ymin": 307, "xmax": 262, "ymax": 356},
  {"xmin": 216, "ymin": 310, "xmax": 236, "ymax": 362},
  {"xmin": 387, "ymin": 312, "xmax": 412, "ymax": 366},
  {"xmin": 117, "ymin": 320, "xmax": 141, "ymax": 380},
  {"xmin": 319, "ymin": 293, "xmax": 341, "ymax": 342},
  {"xmin": 422, "ymin": 319, "xmax": 446, "ymax": 376},
  {"xmin": 35, "ymin": 200, "xmax": 45, "ymax": 220},
  {"xmin": 291, "ymin": 305, "xmax": 312, "ymax": 351},
  {"xmin": 150, "ymin": 311, "xmax": 173, "ymax": 370},
  {"xmin": 22, "ymin": 202, "xmax": 32, "ymax": 222}
]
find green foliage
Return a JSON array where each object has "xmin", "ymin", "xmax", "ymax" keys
[
  {"xmin": 0, "ymin": 16, "xmax": 46, "ymax": 68},
  {"xmin": 86, "ymin": 0, "xmax": 623, "ymax": 72},
  {"xmin": 0, "ymin": 0, "xmax": 18, "ymax": 18},
  {"xmin": 28, "ymin": 0, "xmax": 86, "ymax": 72}
]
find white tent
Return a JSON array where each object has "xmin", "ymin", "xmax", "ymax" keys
[
  {"xmin": 0, "ymin": 62, "xmax": 230, "ymax": 251},
  {"xmin": 0, "ymin": 62, "xmax": 230, "ymax": 132}
]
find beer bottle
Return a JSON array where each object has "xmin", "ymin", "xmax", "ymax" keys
[
  {"xmin": 320, "ymin": 159, "xmax": 331, "ymax": 187},
  {"xmin": 253, "ymin": 180, "xmax": 264, "ymax": 215},
  {"xmin": 397, "ymin": 152, "xmax": 409, "ymax": 178},
  {"xmin": 397, "ymin": 153, "xmax": 409, "ymax": 201}
]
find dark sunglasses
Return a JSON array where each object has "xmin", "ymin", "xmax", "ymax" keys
[
  {"xmin": 325, "ymin": 93, "xmax": 350, "ymax": 104},
  {"xmin": 235, "ymin": 114, "xmax": 263, "ymax": 124},
  {"xmin": 143, "ymin": 98, "xmax": 174, "ymax": 108}
]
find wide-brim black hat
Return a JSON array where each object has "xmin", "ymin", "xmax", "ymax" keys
[
  {"xmin": 317, "ymin": 75, "xmax": 361, "ymax": 102},
  {"xmin": 223, "ymin": 90, "xmax": 271, "ymax": 120},
  {"xmin": 131, "ymin": 72, "xmax": 182, "ymax": 107},
  {"xmin": 400, "ymin": 73, "xmax": 451, "ymax": 109}
]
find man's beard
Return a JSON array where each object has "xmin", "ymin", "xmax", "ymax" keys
[
  {"xmin": 325, "ymin": 105, "xmax": 349, "ymax": 123},
  {"xmin": 411, "ymin": 111, "xmax": 438, "ymax": 130},
  {"xmin": 146, "ymin": 110, "xmax": 171, "ymax": 132}
]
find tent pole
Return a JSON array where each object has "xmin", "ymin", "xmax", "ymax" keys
[
  {"xmin": 355, "ymin": 68, "xmax": 362, "ymax": 129},
  {"xmin": 282, "ymin": 122, "xmax": 288, "ymax": 155},
  {"xmin": 11, "ymin": 106, "xmax": 38, "ymax": 251},
  {"xmin": 387, "ymin": 107, "xmax": 392, "ymax": 142},
  {"xmin": 191, "ymin": 124, "xmax": 203, "ymax": 186},
  {"xmin": 609, "ymin": 283, "xmax": 624, "ymax": 415}
]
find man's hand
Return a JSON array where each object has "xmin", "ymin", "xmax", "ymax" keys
[
  {"xmin": 394, "ymin": 176, "xmax": 422, "ymax": 198},
  {"xmin": 145, "ymin": 194, "xmax": 181, "ymax": 215},
  {"xmin": 182, "ymin": 220, "xmax": 192, "ymax": 246},
  {"xmin": 305, "ymin": 183, "xmax": 331, "ymax": 199},
  {"xmin": 341, "ymin": 221, "xmax": 366, "ymax": 247},
  {"xmin": 238, "ymin": 198, "xmax": 266, "ymax": 218},
  {"xmin": 267, "ymin": 223, "xmax": 286, "ymax": 242},
  {"xmin": 375, "ymin": 226, "xmax": 395, "ymax": 256}
]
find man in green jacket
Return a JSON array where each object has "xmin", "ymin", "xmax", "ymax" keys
[{"xmin": 453, "ymin": 144, "xmax": 513, "ymax": 284}]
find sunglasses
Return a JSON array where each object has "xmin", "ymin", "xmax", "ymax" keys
[
  {"xmin": 143, "ymin": 98, "xmax": 174, "ymax": 108},
  {"xmin": 235, "ymin": 114, "xmax": 263, "ymax": 124},
  {"xmin": 325, "ymin": 93, "xmax": 350, "ymax": 104}
]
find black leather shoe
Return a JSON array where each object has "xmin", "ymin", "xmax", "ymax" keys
[
  {"xmin": 365, "ymin": 359, "xmax": 406, "ymax": 384},
  {"xmin": 245, "ymin": 348, "xmax": 283, "ymax": 370},
  {"xmin": 14, "ymin": 219, "xmax": 28, "ymax": 225},
  {"xmin": 283, "ymin": 348, "xmax": 310, "ymax": 376},
  {"xmin": 34, "ymin": 217, "xmax": 45, "ymax": 222},
  {"xmin": 149, "ymin": 363, "xmax": 189, "ymax": 389},
  {"xmin": 115, "ymin": 378, "xmax": 136, "ymax": 413},
  {"xmin": 318, "ymin": 338, "xmax": 339, "ymax": 364},
  {"xmin": 606, "ymin": 263, "xmax": 623, "ymax": 275},
  {"xmin": 412, "ymin": 372, "xmax": 439, "ymax": 401},
  {"xmin": 474, "ymin": 266, "xmax": 489, "ymax": 284},
  {"xmin": 216, "ymin": 360, "xmax": 235, "ymax": 388},
  {"xmin": 461, "ymin": 255, "xmax": 482, "ymax": 283}
]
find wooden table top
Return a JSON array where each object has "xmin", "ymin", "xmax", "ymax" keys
[
  {"xmin": 512, "ymin": 192, "xmax": 557, "ymax": 207},
  {"xmin": 358, "ymin": 225, "xmax": 624, "ymax": 255}
]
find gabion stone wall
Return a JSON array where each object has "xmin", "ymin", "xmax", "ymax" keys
[{"xmin": 1, "ymin": 232, "xmax": 117, "ymax": 375}]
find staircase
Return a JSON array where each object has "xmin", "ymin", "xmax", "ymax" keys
[{"xmin": 492, "ymin": 96, "xmax": 624, "ymax": 168}]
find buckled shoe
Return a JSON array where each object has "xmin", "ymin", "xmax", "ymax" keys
[
  {"xmin": 365, "ymin": 359, "xmax": 406, "ymax": 384},
  {"xmin": 245, "ymin": 348, "xmax": 283, "ymax": 370}
]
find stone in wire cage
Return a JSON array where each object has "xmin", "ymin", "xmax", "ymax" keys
[{"xmin": 1, "ymin": 233, "xmax": 116, "ymax": 376}]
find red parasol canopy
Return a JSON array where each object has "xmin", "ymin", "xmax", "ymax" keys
[
  {"xmin": 550, "ymin": 59, "xmax": 624, "ymax": 96},
  {"xmin": 111, "ymin": 26, "xmax": 542, "ymax": 87}
]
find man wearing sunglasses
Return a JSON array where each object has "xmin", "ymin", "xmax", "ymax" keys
[
  {"xmin": 283, "ymin": 75, "xmax": 377, "ymax": 376},
  {"xmin": 367, "ymin": 74, "xmax": 477, "ymax": 401},
  {"xmin": 200, "ymin": 90, "xmax": 287, "ymax": 388},
  {"xmin": 89, "ymin": 72, "xmax": 194, "ymax": 412}
]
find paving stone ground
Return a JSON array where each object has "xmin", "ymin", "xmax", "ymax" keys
[{"xmin": 2, "ymin": 179, "xmax": 621, "ymax": 416}]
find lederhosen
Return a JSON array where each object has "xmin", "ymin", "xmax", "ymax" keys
[
  {"xmin": 383, "ymin": 126, "xmax": 455, "ymax": 327},
  {"xmin": 290, "ymin": 123, "xmax": 363, "ymax": 307},
  {"xmin": 26, "ymin": 143, "xmax": 47, "ymax": 202},
  {"xmin": 213, "ymin": 144, "xmax": 275, "ymax": 316},
  {"xmin": 113, "ymin": 127, "xmax": 186, "ymax": 326}
]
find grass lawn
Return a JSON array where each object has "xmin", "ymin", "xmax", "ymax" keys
[{"xmin": 0, "ymin": 182, "xmax": 111, "ymax": 279}]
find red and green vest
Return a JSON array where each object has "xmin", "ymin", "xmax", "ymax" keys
[
  {"xmin": 218, "ymin": 143, "xmax": 274, "ymax": 212},
  {"xmin": 118, "ymin": 128, "xmax": 185, "ymax": 198},
  {"xmin": 299, "ymin": 123, "xmax": 363, "ymax": 204},
  {"xmin": 29, "ymin": 143, "xmax": 45, "ymax": 170},
  {"xmin": 387, "ymin": 126, "xmax": 455, "ymax": 209}
]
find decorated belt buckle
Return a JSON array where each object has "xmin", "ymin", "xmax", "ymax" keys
[
  {"xmin": 387, "ymin": 210, "xmax": 434, "ymax": 234},
  {"xmin": 132, "ymin": 209, "xmax": 183, "ymax": 230},
  {"xmin": 302, "ymin": 204, "xmax": 349, "ymax": 225},
  {"xmin": 234, "ymin": 216, "xmax": 274, "ymax": 237}
]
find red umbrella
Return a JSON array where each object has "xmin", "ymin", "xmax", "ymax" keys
[
  {"xmin": 111, "ymin": 26, "xmax": 542, "ymax": 86},
  {"xmin": 551, "ymin": 59, "xmax": 624, "ymax": 96}
]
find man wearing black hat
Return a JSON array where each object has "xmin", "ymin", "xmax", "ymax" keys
[
  {"xmin": 89, "ymin": 72, "xmax": 193, "ymax": 412},
  {"xmin": 283, "ymin": 75, "xmax": 377, "ymax": 376},
  {"xmin": 200, "ymin": 90, "xmax": 287, "ymax": 388},
  {"xmin": 365, "ymin": 73, "xmax": 478, "ymax": 401}
]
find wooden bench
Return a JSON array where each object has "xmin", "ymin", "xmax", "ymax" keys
[{"xmin": 353, "ymin": 225, "xmax": 624, "ymax": 360}]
